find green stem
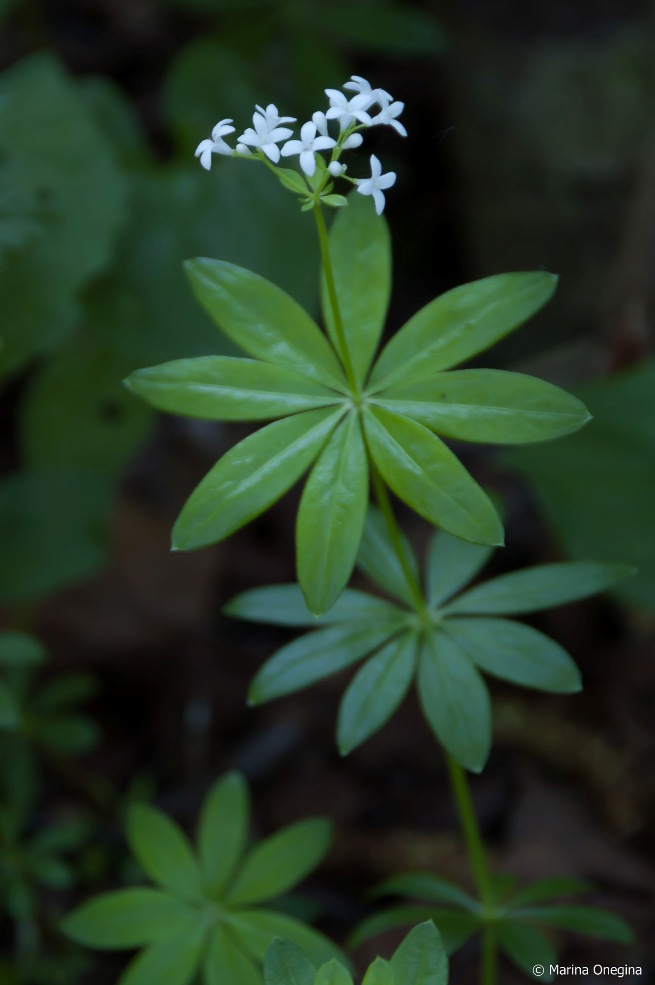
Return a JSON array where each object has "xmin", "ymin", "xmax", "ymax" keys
[
  {"xmin": 313, "ymin": 203, "xmax": 358, "ymax": 392},
  {"xmin": 481, "ymin": 926, "xmax": 498, "ymax": 985},
  {"xmin": 370, "ymin": 466, "xmax": 426, "ymax": 615}
]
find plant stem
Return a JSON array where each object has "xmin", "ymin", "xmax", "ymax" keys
[
  {"xmin": 313, "ymin": 203, "xmax": 358, "ymax": 393},
  {"xmin": 370, "ymin": 466, "xmax": 426, "ymax": 615},
  {"xmin": 481, "ymin": 926, "xmax": 498, "ymax": 985}
]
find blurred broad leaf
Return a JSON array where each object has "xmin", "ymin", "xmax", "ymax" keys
[
  {"xmin": 0, "ymin": 54, "xmax": 126, "ymax": 376},
  {"xmin": 295, "ymin": 1, "xmax": 445, "ymax": 56}
]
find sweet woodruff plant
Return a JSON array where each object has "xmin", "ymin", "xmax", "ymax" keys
[{"xmin": 64, "ymin": 78, "xmax": 636, "ymax": 984}]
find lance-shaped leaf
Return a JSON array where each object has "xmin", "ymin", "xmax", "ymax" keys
[
  {"xmin": 185, "ymin": 259, "xmax": 346, "ymax": 389},
  {"xmin": 126, "ymin": 804, "xmax": 202, "ymax": 901},
  {"xmin": 497, "ymin": 921, "xmax": 556, "ymax": 980},
  {"xmin": 514, "ymin": 905, "xmax": 634, "ymax": 943},
  {"xmin": 264, "ymin": 937, "xmax": 315, "ymax": 985},
  {"xmin": 297, "ymin": 413, "xmax": 368, "ymax": 615},
  {"xmin": 426, "ymin": 530, "xmax": 492, "ymax": 608},
  {"xmin": 249, "ymin": 619, "xmax": 406, "ymax": 704},
  {"xmin": 224, "ymin": 584, "xmax": 405, "ymax": 628},
  {"xmin": 315, "ymin": 959, "xmax": 354, "ymax": 985},
  {"xmin": 369, "ymin": 272, "xmax": 557, "ymax": 390},
  {"xmin": 362, "ymin": 957, "xmax": 396, "ymax": 985},
  {"xmin": 0, "ymin": 631, "xmax": 46, "ymax": 668},
  {"xmin": 205, "ymin": 927, "xmax": 261, "ymax": 985},
  {"xmin": 357, "ymin": 505, "xmax": 420, "ymax": 607},
  {"xmin": 117, "ymin": 922, "xmax": 205, "ymax": 985},
  {"xmin": 390, "ymin": 921, "xmax": 448, "ymax": 985},
  {"xmin": 363, "ymin": 407, "xmax": 503, "ymax": 547},
  {"xmin": 61, "ymin": 889, "xmax": 193, "ymax": 949},
  {"xmin": 443, "ymin": 618, "xmax": 582, "ymax": 694},
  {"xmin": 231, "ymin": 909, "xmax": 342, "ymax": 967},
  {"xmin": 337, "ymin": 633, "xmax": 417, "ymax": 755},
  {"xmin": 197, "ymin": 771, "xmax": 249, "ymax": 898},
  {"xmin": 350, "ymin": 907, "xmax": 478, "ymax": 954},
  {"xmin": 375, "ymin": 370, "xmax": 590, "ymax": 443},
  {"xmin": 506, "ymin": 878, "xmax": 592, "ymax": 908},
  {"xmin": 172, "ymin": 407, "xmax": 344, "ymax": 551},
  {"xmin": 372, "ymin": 874, "xmax": 477, "ymax": 912},
  {"xmin": 125, "ymin": 357, "xmax": 343, "ymax": 421},
  {"xmin": 417, "ymin": 633, "xmax": 491, "ymax": 772},
  {"xmin": 444, "ymin": 561, "xmax": 635, "ymax": 616},
  {"xmin": 226, "ymin": 817, "xmax": 331, "ymax": 906},
  {"xmin": 321, "ymin": 194, "xmax": 391, "ymax": 383}
]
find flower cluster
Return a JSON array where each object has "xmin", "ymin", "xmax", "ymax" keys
[{"xmin": 194, "ymin": 76, "xmax": 405, "ymax": 214}]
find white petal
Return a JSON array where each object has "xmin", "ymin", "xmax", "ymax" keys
[
  {"xmin": 300, "ymin": 120, "xmax": 317, "ymax": 144},
  {"xmin": 369, "ymin": 155, "xmax": 382, "ymax": 178},
  {"xmin": 391, "ymin": 120, "xmax": 407, "ymax": 137},
  {"xmin": 356, "ymin": 178, "xmax": 374, "ymax": 195},
  {"xmin": 280, "ymin": 139, "xmax": 303, "ymax": 156},
  {"xmin": 267, "ymin": 126, "xmax": 294, "ymax": 143},
  {"xmin": 377, "ymin": 171, "xmax": 396, "ymax": 190},
  {"xmin": 262, "ymin": 143, "xmax": 281, "ymax": 163},
  {"xmin": 195, "ymin": 138, "xmax": 213, "ymax": 158},
  {"xmin": 313, "ymin": 136, "xmax": 337, "ymax": 152},
  {"xmin": 300, "ymin": 150, "xmax": 316, "ymax": 176},
  {"xmin": 372, "ymin": 188, "xmax": 386, "ymax": 214},
  {"xmin": 342, "ymin": 133, "xmax": 363, "ymax": 149},
  {"xmin": 236, "ymin": 143, "xmax": 250, "ymax": 154},
  {"xmin": 312, "ymin": 111, "xmax": 329, "ymax": 135}
]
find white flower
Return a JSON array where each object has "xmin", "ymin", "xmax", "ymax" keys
[
  {"xmin": 281, "ymin": 121, "xmax": 337, "ymax": 176},
  {"xmin": 325, "ymin": 89, "xmax": 372, "ymax": 129},
  {"xmin": 312, "ymin": 110, "xmax": 329, "ymax": 136},
  {"xmin": 194, "ymin": 118, "xmax": 235, "ymax": 170},
  {"xmin": 342, "ymin": 132, "xmax": 363, "ymax": 150},
  {"xmin": 344, "ymin": 75, "xmax": 392, "ymax": 105},
  {"xmin": 328, "ymin": 161, "xmax": 347, "ymax": 176},
  {"xmin": 370, "ymin": 100, "xmax": 407, "ymax": 137},
  {"xmin": 238, "ymin": 106, "xmax": 295, "ymax": 163},
  {"xmin": 355, "ymin": 154, "xmax": 396, "ymax": 215}
]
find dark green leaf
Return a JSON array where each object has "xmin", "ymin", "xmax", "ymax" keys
[
  {"xmin": 497, "ymin": 921, "xmax": 556, "ymax": 980},
  {"xmin": 248, "ymin": 620, "xmax": 404, "ymax": 704},
  {"xmin": 337, "ymin": 634, "xmax": 417, "ymax": 754},
  {"xmin": 322, "ymin": 193, "xmax": 391, "ymax": 384},
  {"xmin": 417, "ymin": 633, "xmax": 491, "ymax": 772},
  {"xmin": 126, "ymin": 804, "xmax": 202, "ymax": 900},
  {"xmin": 507, "ymin": 878, "xmax": 592, "ymax": 908},
  {"xmin": 369, "ymin": 273, "xmax": 557, "ymax": 391},
  {"xmin": 350, "ymin": 907, "xmax": 478, "ymax": 953},
  {"xmin": 372, "ymin": 873, "xmax": 477, "ymax": 912},
  {"xmin": 303, "ymin": 2, "xmax": 445, "ymax": 55},
  {"xmin": 0, "ymin": 632, "xmax": 46, "ymax": 669},
  {"xmin": 362, "ymin": 957, "xmax": 396, "ymax": 985},
  {"xmin": 426, "ymin": 531, "xmax": 492, "ymax": 608},
  {"xmin": 224, "ymin": 584, "xmax": 405, "ymax": 628},
  {"xmin": 445, "ymin": 561, "xmax": 634, "ymax": 616},
  {"xmin": 516, "ymin": 905, "xmax": 634, "ymax": 943},
  {"xmin": 297, "ymin": 413, "xmax": 368, "ymax": 615},
  {"xmin": 442, "ymin": 618, "xmax": 581, "ymax": 693},
  {"xmin": 390, "ymin": 921, "xmax": 448, "ymax": 985},
  {"xmin": 322, "ymin": 195, "xmax": 348, "ymax": 208},
  {"xmin": 125, "ymin": 357, "xmax": 341, "ymax": 421},
  {"xmin": 197, "ymin": 772, "xmax": 249, "ymax": 897},
  {"xmin": 0, "ymin": 681, "xmax": 20, "ymax": 730},
  {"xmin": 30, "ymin": 855, "xmax": 74, "ymax": 889},
  {"xmin": 227, "ymin": 818, "xmax": 331, "ymax": 906},
  {"xmin": 376, "ymin": 370, "xmax": 590, "ymax": 444},
  {"xmin": 364, "ymin": 407, "xmax": 504, "ymax": 547},
  {"xmin": 230, "ymin": 909, "xmax": 343, "ymax": 967},
  {"xmin": 37, "ymin": 714, "xmax": 100, "ymax": 755},
  {"xmin": 185, "ymin": 259, "xmax": 346, "ymax": 389},
  {"xmin": 278, "ymin": 169, "xmax": 310, "ymax": 195},
  {"xmin": 172, "ymin": 407, "xmax": 344, "ymax": 550},
  {"xmin": 31, "ymin": 674, "xmax": 97, "ymax": 713},
  {"xmin": 264, "ymin": 937, "xmax": 315, "ymax": 985},
  {"xmin": 61, "ymin": 889, "xmax": 195, "ymax": 949},
  {"xmin": 205, "ymin": 926, "xmax": 261, "ymax": 985},
  {"xmin": 357, "ymin": 506, "xmax": 419, "ymax": 607},
  {"xmin": 315, "ymin": 959, "xmax": 354, "ymax": 985},
  {"xmin": 117, "ymin": 923, "xmax": 205, "ymax": 985}
]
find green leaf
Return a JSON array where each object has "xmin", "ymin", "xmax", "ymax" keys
[
  {"xmin": 264, "ymin": 937, "xmax": 316, "ymax": 985},
  {"xmin": 126, "ymin": 804, "xmax": 202, "ymax": 901},
  {"xmin": 0, "ymin": 54, "xmax": 126, "ymax": 376},
  {"xmin": 297, "ymin": 413, "xmax": 368, "ymax": 615},
  {"xmin": 0, "ymin": 681, "xmax": 20, "ymax": 730},
  {"xmin": 172, "ymin": 407, "xmax": 344, "ymax": 551},
  {"xmin": 20, "ymin": 338, "xmax": 152, "ymax": 476},
  {"xmin": 315, "ymin": 959, "xmax": 354, "ymax": 985},
  {"xmin": 117, "ymin": 923, "xmax": 205, "ymax": 985},
  {"xmin": 322, "ymin": 193, "xmax": 391, "ymax": 384},
  {"xmin": 205, "ymin": 926, "xmax": 261, "ymax": 985},
  {"xmin": 426, "ymin": 531, "xmax": 492, "ymax": 608},
  {"xmin": 37, "ymin": 714, "xmax": 100, "ymax": 755},
  {"xmin": 230, "ymin": 909, "xmax": 343, "ymax": 967},
  {"xmin": 376, "ymin": 370, "xmax": 590, "ymax": 444},
  {"xmin": 417, "ymin": 633, "xmax": 491, "ymax": 772},
  {"xmin": 322, "ymin": 195, "xmax": 348, "ymax": 208},
  {"xmin": 371, "ymin": 873, "xmax": 477, "ymax": 912},
  {"xmin": 369, "ymin": 272, "xmax": 557, "ymax": 391},
  {"xmin": 125, "ymin": 357, "xmax": 341, "ymax": 421},
  {"xmin": 390, "ymin": 921, "xmax": 448, "ymax": 985},
  {"xmin": 363, "ymin": 407, "xmax": 504, "ymax": 547},
  {"xmin": 357, "ymin": 506, "xmax": 419, "ymax": 607},
  {"xmin": 0, "ymin": 631, "xmax": 46, "ymax": 669},
  {"xmin": 516, "ymin": 905, "xmax": 635, "ymax": 943},
  {"xmin": 227, "ymin": 817, "xmax": 331, "ymax": 906},
  {"xmin": 337, "ymin": 634, "xmax": 417, "ymax": 754},
  {"xmin": 277, "ymin": 168, "xmax": 310, "ymax": 195},
  {"xmin": 445, "ymin": 561, "xmax": 634, "ymax": 616},
  {"xmin": 197, "ymin": 772, "xmax": 249, "ymax": 898},
  {"xmin": 497, "ymin": 921, "xmax": 556, "ymax": 980},
  {"xmin": 185, "ymin": 258, "xmax": 346, "ymax": 389},
  {"xmin": 31, "ymin": 674, "xmax": 97, "ymax": 712},
  {"xmin": 224, "ymin": 584, "xmax": 405, "ymax": 628},
  {"xmin": 507, "ymin": 877, "xmax": 592, "ymax": 908},
  {"xmin": 0, "ymin": 469, "xmax": 111, "ymax": 604},
  {"xmin": 442, "ymin": 618, "xmax": 581, "ymax": 694},
  {"xmin": 362, "ymin": 957, "xmax": 396, "ymax": 985},
  {"xmin": 248, "ymin": 620, "xmax": 403, "ymax": 704},
  {"xmin": 61, "ymin": 889, "xmax": 195, "ymax": 949},
  {"xmin": 303, "ymin": 2, "xmax": 445, "ymax": 55},
  {"xmin": 350, "ymin": 907, "xmax": 478, "ymax": 953}
]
